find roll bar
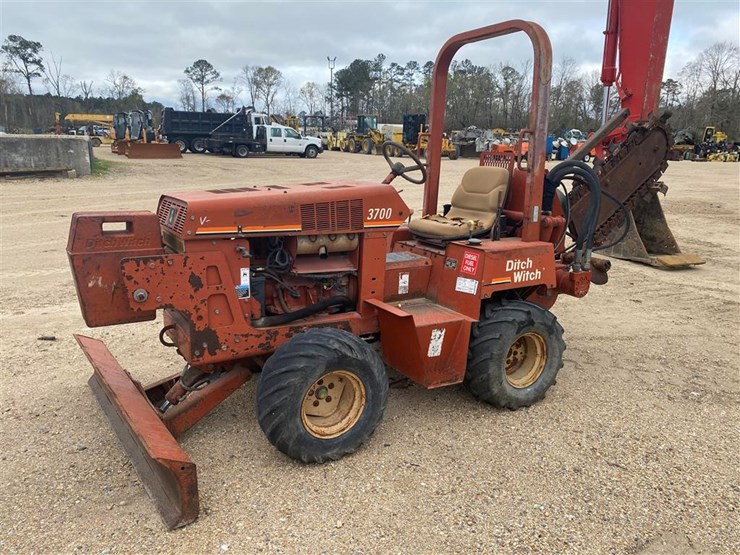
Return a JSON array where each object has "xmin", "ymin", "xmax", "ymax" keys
[{"xmin": 424, "ymin": 20, "xmax": 552, "ymax": 243}]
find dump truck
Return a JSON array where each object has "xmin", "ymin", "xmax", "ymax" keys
[{"xmin": 159, "ymin": 108, "xmax": 243, "ymax": 153}]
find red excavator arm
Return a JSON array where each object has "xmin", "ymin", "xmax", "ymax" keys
[{"xmin": 601, "ymin": 0, "xmax": 674, "ymax": 126}]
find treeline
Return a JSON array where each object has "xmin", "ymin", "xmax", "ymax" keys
[
  {"xmin": 0, "ymin": 92, "xmax": 164, "ymax": 133},
  {"xmin": 2, "ymin": 31, "xmax": 738, "ymax": 140},
  {"xmin": 331, "ymin": 55, "xmax": 605, "ymax": 133},
  {"xmin": 660, "ymin": 42, "xmax": 740, "ymax": 141}
]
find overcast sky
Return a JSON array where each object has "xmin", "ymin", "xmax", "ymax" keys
[{"xmin": 2, "ymin": 0, "xmax": 739, "ymax": 109}]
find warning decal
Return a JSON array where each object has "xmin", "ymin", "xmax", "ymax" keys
[
  {"xmin": 461, "ymin": 251, "xmax": 480, "ymax": 275},
  {"xmin": 455, "ymin": 276, "xmax": 479, "ymax": 295},
  {"xmin": 428, "ymin": 328, "xmax": 445, "ymax": 358},
  {"xmin": 398, "ymin": 272, "xmax": 409, "ymax": 294}
]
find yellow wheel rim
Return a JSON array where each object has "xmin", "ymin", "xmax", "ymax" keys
[
  {"xmin": 505, "ymin": 333, "xmax": 547, "ymax": 388},
  {"xmin": 301, "ymin": 370, "xmax": 366, "ymax": 439}
]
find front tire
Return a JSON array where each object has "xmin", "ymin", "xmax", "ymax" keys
[
  {"xmin": 465, "ymin": 300, "xmax": 565, "ymax": 409},
  {"xmin": 90, "ymin": 137, "xmax": 101, "ymax": 147},
  {"xmin": 172, "ymin": 137, "xmax": 188, "ymax": 153},
  {"xmin": 257, "ymin": 328, "xmax": 388, "ymax": 463}
]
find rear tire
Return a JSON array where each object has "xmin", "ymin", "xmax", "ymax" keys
[
  {"xmin": 583, "ymin": 153, "xmax": 591, "ymax": 163},
  {"xmin": 234, "ymin": 144, "xmax": 249, "ymax": 158},
  {"xmin": 191, "ymin": 137, "xmax": 206, "ymax": 154},
  {"xmin": 363, "ymin": 138, "xmax": 374, "ymax": 154},
  {"xmin": 304, "ymin": 145, "xmax": 319, "ymax": 159},
  {"xmin": 465, "ymin": 300, "xmax": 565, "ymax": 409},
  {"xmin": 348, "ymin": 138, "xmax": 358, "ymax": 153},
  {"xmin": 257, "ymin": 328, "xmax": 388, "ymax": 463},
  {"xmin": 448, "ymin": 145, "xmax": 460, "ymax": 160}
]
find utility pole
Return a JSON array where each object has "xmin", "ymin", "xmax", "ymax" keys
[{"xmin": 327, "ymin": 56, "xmax": 336, "ymax": 121}]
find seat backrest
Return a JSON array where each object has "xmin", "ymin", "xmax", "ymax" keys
[{"xmin": 450, "ymin": 166, "xmax": 510, "ymax": 214}]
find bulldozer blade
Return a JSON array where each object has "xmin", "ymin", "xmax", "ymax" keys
[
  {"xmin": 126, "ymin": 142, "xmax": 182, "ymax": 159},
  {"xmin": 75, "ymin": 334, "xmax": 198, "ymax": 529},
  {"xmin": 600, "ymin": 193, "xmax": 705, "ymax": 268}
]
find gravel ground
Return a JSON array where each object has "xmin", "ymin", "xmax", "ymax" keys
[{"xmin": 0, "ymin": 149, "xmax": 738, "ymax": 554}]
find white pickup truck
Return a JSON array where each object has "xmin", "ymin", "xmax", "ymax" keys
[{"xmin": 204, "ymin": 110, "xmax": 324, "ymax": 159}]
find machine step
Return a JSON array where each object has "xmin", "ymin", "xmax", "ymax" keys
[{"xmin": 367, "ymin": 298, "xmax": 474, "ymax": 388}]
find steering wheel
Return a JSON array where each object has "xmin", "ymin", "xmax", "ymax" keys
[{"xmin": 382, "ymin": 142, "xmax": 427, "ymax": 185}]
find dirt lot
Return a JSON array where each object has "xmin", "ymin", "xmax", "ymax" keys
[{"xmin": 1, "ymin": 148, "xmax": 738, "ymax": 554}]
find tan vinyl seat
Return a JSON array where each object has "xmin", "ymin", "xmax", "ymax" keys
[{"xmin": 408, "ymin": 166, "xmax": 510, "ymax": 240}]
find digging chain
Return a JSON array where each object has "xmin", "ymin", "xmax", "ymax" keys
[{"xmin": 568, "ymin": 118, "xmax": 672, "ymax": 246}]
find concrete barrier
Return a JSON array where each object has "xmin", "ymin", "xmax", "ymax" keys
[{"xmin": 0, "ymin": 134, "xmax": 92, "ymax": 177}]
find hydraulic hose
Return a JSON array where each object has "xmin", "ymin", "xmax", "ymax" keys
[
  {"xmin": 251, "ymin": 295, "xmax": 355, "ymax": 328},
  {"xmin": 546, "ymin": 160, "xmax": 602, "ymax": 270}
]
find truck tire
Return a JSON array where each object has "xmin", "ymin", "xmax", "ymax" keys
[
  {"xmin": 348, "ymin": 138, "xmax": 358, "ymax": 153},
  {"xmin": 448, "ymin": 145, "xmax": 460, "ymax": 160},
  {"xmin": 464, "ymin": 300, "xmax": 565, "ymax": 409},
  {"xmin": 304, "ymin": 145, "xmax": 319, "ymax": 159},
  {"xmin": 190, "ymin": 137, "xmax": 206, "ymax": 154},
  {"xmin": 362, "ymin": 138, "xmax": 374, "ymax": 154},
  {"xmin": 234, "ymin": 144, "xmax": 249, "ymax": 158},
  {"xmin": 172, "ymin": 137, "xmax": 188, "ymax": 153},
  {"xmin": 583, "ymin": 153, "xmax": 591, "ymax": 163},
  {"xmin": 257, "ymin": 328, "xmax": 388, "ymax": 463},
  {"xmin": 90, "ymin": 137, "xmax": 101, "ymax": 147}
]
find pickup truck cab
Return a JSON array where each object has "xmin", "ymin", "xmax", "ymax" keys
[{"xmin": 204, "ymin": 110, "xmax": 324, "ymax": 159}]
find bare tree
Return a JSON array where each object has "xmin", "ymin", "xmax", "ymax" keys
[
  {"xmin": 177, "ymin": 78, "xmax": 197, "ymax": 111},
  {"xmin": 280, "ymin": 80, "xmax": 298, "ymax": 114},
  {"xmin": 254, "ymin": 66, "xmax": 283, "ymax": 116},
  {"xmin": 0, "ymin": 65, "xmax": 22, "ymax": 95},
  {"xmin": 106, "ymin": 70, "xmax": 142, "ymax": 99},
  {"xmin": 79, "ymin": 80, "xmax": 94, "ymax": 101},
  {"xmin": 222, "ymin": 79, "xmax": 243, "ymax": 109},
  {"xmin": 215, "ymin": 92, "xmax": 234, "ymax": 113},
  {"xmin": 43, "ymin": 52, "xmax": 76, "ymax": 97},
  {"xmin": 299, "ymin": 81, "xmax": 323, "ymax": 114},
  {"xmin": 184, "ymin": 59, "xmax": 221, "ymax": 111},
  {"xmin": 1, "ymin": 34, "xmax": 44, "ymax": 94},
  {"xmin": 241, "ymin": 65, "xmax": 259, "ymax": 108}
]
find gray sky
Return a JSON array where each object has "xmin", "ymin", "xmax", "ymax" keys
[{"xmin": 2, "ymin": 0, "xmax": 738, "ymax": 109}]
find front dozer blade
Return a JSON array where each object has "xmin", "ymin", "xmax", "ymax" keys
[
  {"xmin": 601, "ymin": 192, "xmax": 705, "ymax": 268},
  {"xmin": 126, "ymin": 142, "xmax": 182, "ymax": 159},
  {"xmin": 76, "ymin": 334, "xmax": 198, "ymax": 529}
]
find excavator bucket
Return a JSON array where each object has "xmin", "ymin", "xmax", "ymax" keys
[
  {"xmin": 126, "ymin": 142, "xmax": 182, "ymax": 159},
  {"xmin": 600, "ymin": 191, "xmax": 705, "ymax": 267},
  {"xmin": 76, "ymin": 335, "xmax": 198, "ymax": 529}
]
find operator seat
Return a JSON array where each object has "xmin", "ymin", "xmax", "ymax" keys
[{"xmin": 408, "ymin": 166, "xmax": 510, "ymax": 241}]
